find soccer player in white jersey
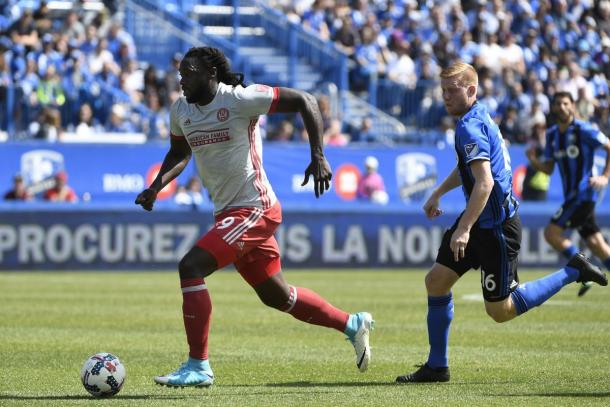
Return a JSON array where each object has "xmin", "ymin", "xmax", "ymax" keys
[{"xmin": 135, "ymin": 46, "xmax": 374, "ymax": 387}]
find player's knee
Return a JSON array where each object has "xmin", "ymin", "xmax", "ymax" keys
[
  {"xmin": 254, "ymin": 278, "xmax": 291, "ymax": 310},
  {"xmin": 258, "ymin": 293, "xmax": 286, "ymax": 309},
  {"xmin": 178, "ymin": 255, "xmax": 205, "ymax": 280},
  {"xmin": 485, "ymin": 306, "xmax": 512, "ymax": 323},
  {"xmin": 425, "ymin": 272, "xmax": 450, "ymax": 295}
]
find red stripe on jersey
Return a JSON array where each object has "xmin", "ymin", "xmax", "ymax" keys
[
  {"xmin": 170, "ymin": 132, "xmax": 184, "ymax": 140},
  {"xmin": 268, "ymin": 87, "xmax": 280, "ymax": 114},
  {"xmin": 248, "ymin": 119, "xmax": 270, "ymax": 209}
]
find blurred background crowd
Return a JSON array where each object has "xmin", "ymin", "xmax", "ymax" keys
[{"xmin": 0, "ymin": 0, "xmax": 609, "ymax": 146}]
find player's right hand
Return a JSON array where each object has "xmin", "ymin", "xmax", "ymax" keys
[
  {"xmin": 135, "ymin": 188, "xmax": 158, "ymax": 211},
  {"xmin": 423, "ymin": 195, "xmax": 442, "ymax": 219}
]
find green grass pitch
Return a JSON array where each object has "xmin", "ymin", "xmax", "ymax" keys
[{"xmin": 1, "ymin": 270, "xmax": 610, "ymax": 406}]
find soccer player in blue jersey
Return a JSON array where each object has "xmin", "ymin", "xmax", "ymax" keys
[
  {"xmin": 527, "ymin": 92, "xmax": 610, "ymax": 297},
  {"xmin": 395, "ymin": 63, "xmax": 607, "ymax": 383}
]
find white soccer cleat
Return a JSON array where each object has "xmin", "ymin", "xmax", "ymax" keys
[{"xmin": 346, "ymin": 312, "xmax": 374, "ymax": 372}]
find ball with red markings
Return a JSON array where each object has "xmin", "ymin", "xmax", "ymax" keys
[{"xmin": 80, "ymin": 353, "xmax": 126, "ymax": 397}]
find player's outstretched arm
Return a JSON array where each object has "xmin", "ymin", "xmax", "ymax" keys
[
  {"xmin": 273, "ymin": 87, "xmax": 331, "ymax": 198},
  {"xmin": 135, "ymin": 137, "xmax": 192, "ymax": 211},
  {"xmin": 423, "ymin": 167, "xmax": 461, "ymax": 219}
]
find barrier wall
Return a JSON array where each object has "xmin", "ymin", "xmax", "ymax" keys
[
  {"xmin": 1, "ymin": 142, "xmax": 608, "ymax": 270},
  {"xmin": 1, "ymin": 142, "xmax": 608, "ymax": 207},
  {"xmin": 1, "ymin": 204, "xmax": 608, "ymax": 270}
]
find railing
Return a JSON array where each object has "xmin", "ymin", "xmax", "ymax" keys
[
  {"xmin": 124, "ymin": 0, "xmax": 252, "ymax": 81},
  {"xmin": 253, "ymin": 1, "xmax": 348, "ymax": 92}
]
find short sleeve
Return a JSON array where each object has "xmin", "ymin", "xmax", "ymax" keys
[
  {"xmin": 580, "ymin": 122, "xmax": 609, "ymax": 148},
  {"xmin": 169, "ymin": 99, "xmax": 185, "ymax": 140},
  {"xmin": 457, "ymin": 119, "xmax": 490, "ymax": 164},
  {"xmin": 233, "ymin": 84, "xmax": 279, "ymax": 117}
]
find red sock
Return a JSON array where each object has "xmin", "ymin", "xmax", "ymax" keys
[
  {"xmin": 181, "ymin": 278, "xmax": 212, "ymax": 360},
  {"xmin": 281, "ymin": 286, "xmax": 349, "ymax": 332}
]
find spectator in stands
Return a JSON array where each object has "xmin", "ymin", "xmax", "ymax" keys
[
  {"xmin": 36, "ymin": 65, "xmax": 65, "ymax": 108},
  {"xmin": 332, "ymin": 16, "xmax": 359, "ymax": 57},
  {"xmin": 121, "ymin": 59, "xmax": 144, "ymax": 103},
  {"xmin": 80, "ymin": 25, "xmax": 99, "ymax": 56},
  {"xmin": 73, "ymin": 103, "xmax": 102, "ymax": 137},
  {"xmin": 3, "ymin": 174, "xmax": 32, "ymax": 201},
  {"xmin": 33, "ymin": 1, "xmax": 53, "ymax": 37},
  {"xmin": 8, "ymin": 9, "xmax": 38, "ymax": 49},
  {"xmin": 268, "ymin": 120, "xmax": 295, "ymax": 142},
  {"xmin": 352, "ymin": 116, "xmax": 375, "ymax": 142},
  {"xmin": 499, "ymin": 105, "xmax": 527, "ymax": 145},
  {"xmin": 164, "ymin": 52, "xmax": 182, "ymax": 105},
  {"xmin": 357, "ymin": 156, "xmax": 388, "ymax": 205},
  {"xmin": 323, "ymin": 119, "xmax": 349, "ymax": 146},
  {"xmin": 386, "ymin": 36, "xmax": 416, "ymax": 89},
  {"xmin": 30, "ymin": 107, "xmax": 62, "ymax": 142},
  {"xmin": 88, "ymin": 38, "xmax": 118, "ymax": 76},
  {"xmin": 144, "ymin": 91, "xmax": 169, "ymax": 140},
  {"xmin": 174, "ymin": 176, "xmax": 205, "ymax": 207},
  {"xmin": 105, "ymin": 21, "xmax": 137, "ymax": 63},
  {"xmin": 107, "ymin": 103, "xmax": 136, "ymax": 133},
  {"xmin": 301, "ymin": 0, "xmax": 330, "ymax": 41},
  {"xmin": 521, "ymin": 117, "xmax": 550, "ymax": 202},
  {"xmin": 63, "ymin": 11, "xmax": 85, "ymax": 44},
  {"xmin": 44, "ymin": 171, "xmax": 77, "ymax": 202}
]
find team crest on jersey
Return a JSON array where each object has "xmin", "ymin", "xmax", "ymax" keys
[
  {"xmin": 464, "ymin": 143, "xmax": 479, "ymax": 158},
  {"xmin": 256, "ymin": 84, "xmax": 270, "ymax": 92},
  {"xmin": 217, "ymin": 108, "xmax": 229, "ymax": 122}
]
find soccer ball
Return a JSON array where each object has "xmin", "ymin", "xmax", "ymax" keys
[{"xmin": 80, "ymin": 353, "xmax": 126, "ymax": 397}]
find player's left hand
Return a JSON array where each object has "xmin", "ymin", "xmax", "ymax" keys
[
  {"xmin": 450, "ymin": 227, "xmax": 470, "ymax": 262},
  {"xmin": 302, "ymin": 156, "xmax": 332, "ymax": 198},
  {"xmin": 590, "ymin": 175, "xmax": 608, "ymax": 190},
  {"xmin": 135, "ymin": 188, "xmax": 158, "ymax": 211}
]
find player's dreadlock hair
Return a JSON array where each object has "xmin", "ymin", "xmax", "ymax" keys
[{"xmin": 184, "ymin": 46, "xmax": 245, "ymax": 87}]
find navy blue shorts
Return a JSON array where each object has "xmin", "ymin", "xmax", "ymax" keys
[
  {"xmin": 550, "ymin": 200, "xmax": 599, "ymax": 239},
  {"xmin": 436, "ymin": 213, "xmax": 522, "ymax": 302}
]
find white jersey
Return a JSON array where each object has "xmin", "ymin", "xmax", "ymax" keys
[{"xmin": 170, "ymin": 82, "xmax": 279, "ymax": 214}]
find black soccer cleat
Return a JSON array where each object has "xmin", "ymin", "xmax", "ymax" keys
[
  {"xmin": 395, "ymin": 364, "xmax": 450, "ymax": 383},
  {"xmin": 577, "ymin": 282, "xmax": 593, "ymax": 297},
  {"xmin": 569, "ymin": 253, "xmax": 608, "ymax": 286}
]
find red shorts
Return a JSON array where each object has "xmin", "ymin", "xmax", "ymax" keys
[{"xmin": 197, "ymin": 201, "xmax": 282, "ymax": 286}]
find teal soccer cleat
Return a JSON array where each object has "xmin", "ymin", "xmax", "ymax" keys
[
  {"xmin": 345, "ymin": 312, "xmax": 375, "ymax": 372},
  {"xmin": 154, "ymin": 357, "xmax": 214, "ymax": 388}
]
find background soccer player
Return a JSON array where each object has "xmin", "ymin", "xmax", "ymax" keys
[
  {"xmin": 396, "ymin": 62, "xmax": 607, "ymax": 384},
  {"xmin": 135, "ymin": 47, "xmax": 373, "ymax": 387},
  {"xmin": 527, "ymin": 92, "xmax": 610, "ymax": 297}
]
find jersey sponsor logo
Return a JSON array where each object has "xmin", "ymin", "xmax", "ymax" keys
[
  {"xmin": 396, "ymin": 153, "xmax": 437, "ymax": 202},
  {"xmin": 187, "ymin": 129, "xmax": 231, "ymax": 146},
  {"xmin": 464, "ymin": 143, "xmax": 479, "ymax": 159},
  {"xmin": 217, "ymin": 108, "xmax": 229, "ymax": 122}
]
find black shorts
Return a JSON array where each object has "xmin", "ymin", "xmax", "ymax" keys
[
  {"xmin": 436, "ymin": 213, "xmax": 522, "ymax": 302},
  {"xmin": 550, "ymin": 200, "xmax": 600, "ymax": 239}
]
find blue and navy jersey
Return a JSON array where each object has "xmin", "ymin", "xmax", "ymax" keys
[
  {"xmin": 544, "ymin": 120, "xmax": 609, "ymax": 202},
  {"xmin": 455, "ymin": 102, "xmax": 518, "ymax": 228}
]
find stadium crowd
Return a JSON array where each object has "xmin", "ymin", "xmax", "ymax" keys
[
  {"xmin": 271, "ymin": 0, "xmax": 610, "ymax": 143},
  {"xmin": 1, "ymin": 0, "xmax": 610, "ymax": 144}
]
